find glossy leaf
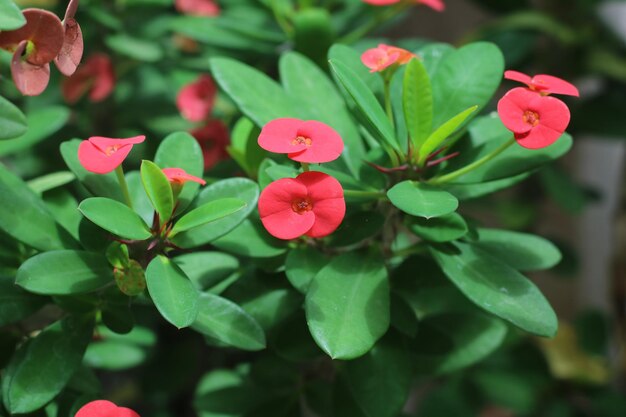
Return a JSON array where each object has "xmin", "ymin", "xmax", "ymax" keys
[
  {"xmin": 146, "ymin": 255, "xmax": 199, "ymax": 328},
  {"xmin": 228, "ymin": 117, "xmax": 265, "ymax": 178},
  {"xmin": 329, "ymin": 60, "xmax": 400, "ymax": 153},
  {"xmin": 418, "ymin": 106, "xmax": 477, "ymax": 165},
  {"xmin": 345, "ymin": 333, "xmax": 413, "ymax": 417},
  {"xmin": 84, "ymin": 341, "xmax": 146, "ymax": 370},
  {"xmin": 154, "ymin": 131, "xmax": 204, "ymax": 212},
  {"xmin": 285, "ymin": 246, "xmax": 329, "ymax": 293},
  {"xmin": 105, "ymin": 34, "xmax": 163, "ymax": 62},
  {"xmin": 0, "ymin": 106, "xmax": 70, "ymax": 156},
  {"xmin": 212, "ymin": 218, "xmax": 288, "ymax": 258},
  {"xmin": 0, "ymin": 95, "xmax": 27, "ymax": 140},
  {"xmin": 79, "ymin": 197, "xmax": 152, "ymax": 240},
  {"xmin": 473, "ymin": 228, "xmax": 562, "ymax": 271},
  {"xmin": 60, "ymin": 139, "xmax": 124, "ymax": 201},
  {"xmin": 431, "ymin": 242, "xmax": 558, "ymax": 337},
  {"xmin": 388, "ymin": 181, "xmax": 458, "ymax": 218},
  {"xmin": 0, "ymin": 165, "xmax": 78, "ymax": 251},
  {"xmin": 16, "ymin": 250, "xmax": 113, "ymax": 295},
  {"xmin": 403, "ymin": 58, "xmax": 433, "ymax": 150},
  {"xmin": 306, "ymin": 251, "xmax": 390, "ymax": 359},
  {"xmin": 431, "ymin": 42, "xmax": 504, "ymax": 129},
  {"xmin": 141, "ymin": 160, "xmax": 174, "ymax": 225},
  {"xmin": 408, "ymin": 213, "xmax": 468, "ymax": 242},
  {"xmin": 328, "ymin": 44, "xmax": 384, "ymax": 98},
  {"xmin": 0, "ymin": 275, "xmax": 46, "ymax": 327},
  {"xmin": 170, "ymin": 198, "xmax": 246, "ymax": 236},
  {"xmin": 192, "ymin": 293, "xmax": 266, "ymax": 351},
  {"xmin": 172, "ymin": 178, "xmax": 259, "ymax": 248},
  {"xmin": 2, "ymin": 315, "xmax": 94, "ymax": 414},
  {"xmin": 175, "ymin": 251, "xmax": 239, "ymax": 293},
  {"xmin": 0, "ymin": 0, "xmax": 25, "ymax": 30},
  {"xmin": 27, "ymin": 171, "xmax": 75, "ymax": 195}
]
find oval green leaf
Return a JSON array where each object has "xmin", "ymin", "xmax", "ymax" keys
[
  {"xmin": 0, "ymin": 106, "xmax": 70, "ymax": 156},
  {"xmin": 285, "ymin": 246, "xmax": 329, "ymax": 293},
  {"xmin": 140, "ymin": 160, "xmax": 174, "ymax": 225},
  {"xmin": 306, "ymin": 251, "xmax": 390, "ymax": 359},
  {"xmin": 79, "ymin": 197, "xmax": 152, "ymax": 240},
  {"xmin": 0, "ymin": 0, "xmax": 26, "ymax": 30},
  {"xmin": 170, "ymin": 198, "xmax": 246, "ymax": 236},
  {"xmin": 0, "ymin": 275, "xmax": 46, "ymax": 327},
  {"xmin": 387, "ymin": 180, "xmax": 458, "ymax": 218},
  {"xmin": 408, "ymin": 213, "xmax": 468, "ymax": 242},
  {"xmin": 0, "ymin": 95, "xmax": 26, "ymax": 140},
  {"xmin": 403, "ymin": 58, "xmax": 433, "ymax": 149}
]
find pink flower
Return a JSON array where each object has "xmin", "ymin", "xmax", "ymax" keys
[
  {"xmin": 75, "ymin": 400, "xmax": 139, "ymax": 417},
  {"xmin": 78, "ymin": 135, "xmax": 146, "ymax": 174},
  {"xmin": 361, "ymin": 44, "xmax": 416, "ymax": 73},
  {"xmin": 258, "ymin": 118, "xmax": 344, "ymax": 164},
  {"xmin": 258, "ymin": 171, "xmax": 345, "ymax": 240},
  {"xmin": 190, "ymin": 120, "xmax": 230, "ymax": 170},
  {"xmin": 54, "ymin": 0, "xmax": 83, "ymax": 76},
  {"xmin": 62, "ymin": 54, "xmax": 115, "ymax": 104},
  {"xmin": 362, "ymin": 0, "xmax": 445, "ymax": 12},
  {"xmin": 175, "ymin": 0, "xmax": 220, "ymax": 17},
  {"xmin": 497, "ymin": 87, "xmax": 570, "ymax": 149},
  {"xmin": 0, "ymin": 8, "xmax": 65, "ymax": 96},
  {"xmin": 163, "ymin": 168, "xmax": 206, "ymax": 185},
  {"xmin": 504, "ymin": 70, "xmax": 579, "ymax": 97},
  {"xmin": 176, "ymin": 75, "xmax": 217, "ymax": 122}
]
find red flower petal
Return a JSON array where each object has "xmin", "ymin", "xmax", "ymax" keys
[
  {"xmin": 306, "ymin": 198, "xmax": 346, "ymax": 238},
  {"xmin": 176, "ymin": 75, "xmax": 217, "ymax": 122},
  {"xmin": 54, "ymin": 18, "xmax": 83, "ymax": 76},
  {"xmin": 163, "ymin": 168, "xmax": 206, "ymax": 185},
  {"xmin": 191, "ymin": 119, "xmax": 230, "ymax": 170},
  {"xmin": 497, "ymin": 87, "xmax": 535, "ymax": 134},
  {"xmin": 258, "ymin": 118, "xmax": 307, "ymax": 154},
  {"xmin": 175, "ymin": 0, "xmax": 220, "ymax": 16},
  {"xmin": 504, "ymin": 70, "xmax": 532, "ymax": 85},
  {"xmin": 361, "ymin": 47, "xmax": 396, "ymax": 73},
  {"xmin": 532, "ymin": 74, "xmax": 579, "ymax": 97},
  {"xmin": 296, "ymin": 171, "xmax": 344, "ymax": 201},
  {"xmin": 418, "ymin": 0, "xmax": 445, "ymax": 11},
  {"xmin": 362, "ymin": 0, "xmax": 401, "ymax": 5},
  {"xmin": 75, "ymin": 400, "xmax": 140, "ymax": 417},
  {"xmin": 78, "ymin": 135, "xmax": 145, "ymax": 174},
  {"xmin": 11, "ymin": 41, "xmax": 50, "ymax": 96},
  {"xmin": 288, "ymin": 120, "xmax": 344, "ymax": 164},
  {"xmin": 259, "ymin": 178, "xmax": 315, "ymax": 240},
  {"xmin": 61, "ymin": 54, "xmax": 115, "ymax": 104},
  {"xmin": 116, "ymin": 408, "xmax": 140, "ymax": 417}
]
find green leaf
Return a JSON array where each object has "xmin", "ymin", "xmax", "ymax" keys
[
  {"xmin": 212, "ymin": 218, "xmax": 287, "ymax": 258},
  {"xmin": 79, "ymin": 197, "xmax": 152, "ymax": 240},
  {"xmin": 443, "ymin": 172, "xmax": 530, "ymax": 200},
  {"xmin": 172, "ymin": 178, "xmax": 259, "ymax": 248},
  {"xmin": 473, "ymin": 228, "xmax": 562, "ymax": 271},
  {"xmin": 0, "ymin": 0, "xmax": 25, "ymax": 30},
  {"xmin": 285, "ymin": 247, "xmax": 329, "ymax": 293},
  {"xmin": 409, "ymin": 213, "xmax": 468, "ymax": 242},
  {"xmin": 27, "ymin": 171, "xmax": 75, "ymax": 195},
  {"xmin": 146, "ymin": 256, "xmax": 199, "ymax": 328},
  {"xmin": 0, "ymin": 275, "xmax": 46, "ymax": 327},
  {"xmin": 43, "ymin": 189, "xmax": 82, "ymax": 240},
  {"xmin": 0, "ymin": 164, "xmax": 78, "ymax": 251},
  {"xmin": 431, "ymin": 42, "xmax": 504, "ymax": 129},
  {"xmin": 210, "ymin": 57, "xmax": 302, "ymax": 127},
  {"xmin": 431, "ymin": 242, "xmax": 558, "ymax": 337},
  {"xmin": 228, "ymin": 117, "xmax": 265, "ymax": 178},
  {"xmin": 170, "ymin": 198, "xmax": 246, "ymax": 236},
  {"xmin": 444, "ymin": 114, "xmax": 573, "ymax": 183},
  {"xmin": 140, "ymin": 160, "xmax": 174, "ymax": 225},
  {"xmin": 413, "ymin": 312, "xmax": 508, "ymax": 374},
  {"xmin": 192, "ymin": 293, "xmax": 266, "ymax": 351},
  {"xmin": 293, "ymin": 8, "xmax": 334, "ymax": 67},
  {"xmin": 345, "ymin": 333, "xmax": 413, "ymax": 417},
  {"xmin": 306, "ymin": 251, "xmax": 390, "ymax": 359},
  {"xmin": 105, "ymin": 34, "xmax": 163, "ymax": 62},
  {"xmin": 175, "ymin": 252, "xmax": 239, "ymax": 294},
  {"xmin": 84, "ymin": 341, "xmax": 146, "ymax": 370},
  {"xmin": 417, "ymin": 43, "xmax": 455, "ymax": 78},
  {"xmin": 154, "ymin": 131, "xmax": 204, "ymax": 212},
  {"xmin": 60, "ymin": 139, "xmax": 124, "ymax": 201},
  {"xmin": 16, "ymin": 251, "xmax": 113, "ymax": 295},
  {"xmin": 327, "ymin": 210, "xmax": 385, "ymax": 247},
  {"xmin": 2, "ymin": 315, "xmax": 94, "ymax": 414},
  {"xmin": 0, "ymin": 96, "xmax": 26, "ymax": 140},
  {"xmin": 387, "ymin": 181, "xmax": 458, "ymax": 218},
  {"xmin": 280, "ymin": 52, "xmax": 364, "ymax": 176},
  {"xmin": 328, "ymin": 44, "xmax": 384, "ymax": 98},
  {"xmin": 418, "ymin": 106, "xmax": 477, "ymax": 165},
  {"xmin": 126, "ymin": 171, "xmax": 154, "ymax": 225},
  {"xmin": 403, "ymin": 58, "xmax": 433, "ymax": 149},
  {"xmin": 0, "ymin": 106, "xmax": 70, "ymax": 156},
  {"xmin": 329, "ymin": 60, "xmax": 400, "ymax": 153}
]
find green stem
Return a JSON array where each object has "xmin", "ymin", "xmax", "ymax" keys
[
  {"xmin": 270, "ymin": 0, "xmax": 293, "ymax": 36},
  {"xmin": 428, "ymin": 137, "xmax": 516, "ymax": 185},
  {"xmin": 383, "ymin": 79, "xmax": 395, "ymax": 129},
  {"xmin": 338, "ymin": 3, "xmax": 409, "ymax": 44},
  {"xmin": 115, "ymin": 165, "xmax": 134, "ymax": 209},
  {"xmin": 301, "ymin": 162, "xmax": 310, "ymax": 172},
  {"xmin": 343, "ymin": 189, "xmax": 387, "ymax": 200}
]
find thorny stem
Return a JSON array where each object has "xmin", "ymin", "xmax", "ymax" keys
[
  {"xmin": 115, "ymin": 165, "xmax": 134, "ymax": 210},
  {"xmin": 428, "ymin": 137, "xmax": 516, "ymax": 185}
]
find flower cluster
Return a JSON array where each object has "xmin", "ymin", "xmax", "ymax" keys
[
  {"xmin": 361, "ymin": 44, "xmax": 416, "ymax": 73},
  {"xmin": 176, "ymin": 74, "xmax": 230, "ymax": 170},
  {"xmin": 75, "ymin": 400, "xmax": 139, "ymax": 417},
  {"xmin": 257, "ymin": 118, "xmax": 346, "ymax": 240},
  {"xmin": 498, "ymin": 70, "xmax": 579, "ymax": 149},
  {"xmin": 0, "ymin": 0, "xmax": 82, "ymax": 96},
  {"xmin": 362, "ymin": 0, "xmax": 445, "ymax": 12}
]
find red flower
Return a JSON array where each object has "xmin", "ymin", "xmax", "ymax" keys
[
  {"xmin": 191, "ymin": 120, "xmax": 230, "ymax": 170},
  {"xmin": 361, "ymin": 44, "xmax": 416, "ymax": 73},
  {"xmin": 175, "ymin": 0, "xmax": 220, "ymax": 17},
  {"xmin": 75, "ymin": 400, "xmax": 139, "ymax": 417},
  {"xmin": 504, "ymin": 70, "xmax": 579, "ymax": 97},
  {"xmin": 497, "ymin": 87, "xmax": 570, "ymax": 149},
  {"xmin": 54, "ymin": 0, "xmax": 83, "ymax": 76},
  {"xmin": 62, "ymin": 54, "xmax": 115, "ymax": 104},
  {"xmin": 258, "ymin": 118, "xmax": 343, "ymax": 164},
  {"xmin": 258, "ymin": 171, "xmax": 345, "ymax": 240},
  {"xmin": 78, "ymin": 135, "xmax": 146, "ymax": 174},
  {"xmin": 176, "ymin": 75, "xmax": 217, "ymax": 122},
  {"xmin": 362, "ymin": 0, "xmax": 445, "ymax": 12},
  {"xmin": 163, "ymin": 168, "xmax": 206, "ymax": 185}
]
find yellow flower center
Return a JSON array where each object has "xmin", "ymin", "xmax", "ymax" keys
[
  {"xmin": 292, "ymin": 136, "xmax": 312, "ymax": 146},
  {"xmin": 523, "ymin": 110, "xmax": 540, "ymax": 127},
  {"xmin": 291, "ymin": 198, "xmax": 313, "ymax": 214}
]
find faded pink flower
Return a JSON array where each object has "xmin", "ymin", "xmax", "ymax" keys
[{"xmin": 176, "ymin": 75, "xmax": 217, "ymax": 122}]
